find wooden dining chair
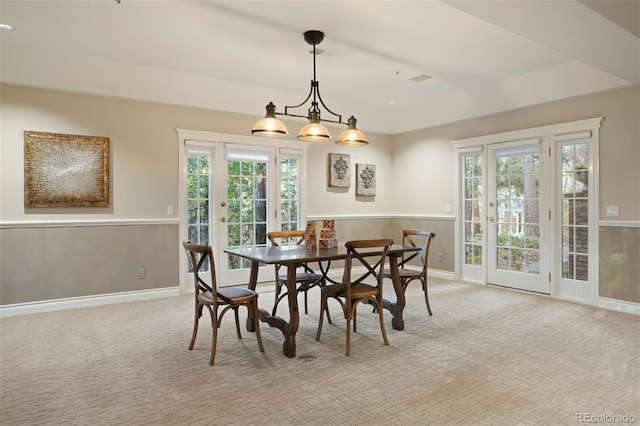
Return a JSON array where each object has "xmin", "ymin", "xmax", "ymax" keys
[
  {"xmin": 316, "ymin": 238, "xmax": 393, "ymax": 356},
  {"xmin": 182, "ymin": 241, "xmax": 264, "ymax": 365},
  {"xmin": 267, "ymin": 230, "xmax": 326, "ymax": 317},
  {"xmin": 383, "ymin": 229, "xmax": 436, "ymax": 315}
]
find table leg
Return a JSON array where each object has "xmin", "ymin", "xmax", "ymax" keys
[
  {"xmin": 246, "ymin": 260, "xmax": 300, "ymax": 357},
  {"xmin": 282, "ymin": 265, "xmax": 300, "ymax": 357},
  {"xmin": 383, "ymin": 254, "xmax": 406, "ymax": 331},
  {"xmin": 246, "ymin": 260, "xmax": 259, "ymax": 332}
]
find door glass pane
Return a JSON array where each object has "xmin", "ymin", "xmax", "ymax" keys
[
  {"xmin": 226, "ymin": 159, "xmax": 268, "ymax": 270},
  {"xmin": 495, "ymin": 152, "xmax": 540, "ymax": 274},
  {"xmin": 280, "ymin": 156, "xmax": 300, "ymax": 231},
  {"xmin": 575, "ymin": 255, "xmax": 588, "ymax": 281},
  {"xmin": 560, "ymin": 142, "xmax": 589, "ymax": 281},
  {"xmin": 186, "ymin": 154, "xmax": 211, "ymax": 272},
  {"xmin": 524, "ymin": 250, "xmax": 540, "ymax": 274},
  {"xmin": 463, "ymin": 153, "xmax": 482, "ymax": 265}
]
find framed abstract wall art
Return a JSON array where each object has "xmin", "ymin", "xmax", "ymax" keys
[
  {"xmin": 356, "ymin": 163, "xmax": 376, "ymax": 196},
  {"xmin": 24, "ymin": 131, "xmax": 110, "ymax": 207},
  {"xmin": 328, "ymin": 153, "xmax": 350, "ymax": 188}
]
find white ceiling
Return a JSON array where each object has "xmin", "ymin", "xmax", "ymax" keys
[{"xmin": 1, "ymin": 0, "xmax": 638, "ymax": 135}]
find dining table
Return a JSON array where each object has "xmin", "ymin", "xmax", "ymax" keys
[{"xmin": 224, "ymin": 243, "xmax": 420, "ymax": 358}]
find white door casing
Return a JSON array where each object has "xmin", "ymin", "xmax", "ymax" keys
[{"xmin": 176, "ymin": 129, "xmax": 310, "ymax": 292}]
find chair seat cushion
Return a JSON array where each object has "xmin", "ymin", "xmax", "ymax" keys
[
  {"xmin": 383, "ymin": 268, "xmax": 422, "ymax": 279},
  {"xmin": 198, "ymin": 287, "xmax": 258, "ymax": 304},
  {"xmin": 324, "ymin": 282, "xmax": 377, "ymax": 298},
  {"xmin": 277, "ymin": 272, "xmax": 323, "ymax": 282}
]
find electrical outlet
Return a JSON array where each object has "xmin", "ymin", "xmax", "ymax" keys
[
  {"xmin": 137, "ymin": 268, "xmax": 145, "ymax": 279},
  {"xmin": 166, "ymin": 205, "xmax": 174, "ymax": 216},
  {"xmin": 605, "ymin": 205, "xmax": 619, "ymax": 217},
  {"xmin": 438, "ymin": 252, "xmax": 443, "ymax": 262},
  {"xmin": 445, "ymin": 205, "xmax": 452, "ymax": 214}
]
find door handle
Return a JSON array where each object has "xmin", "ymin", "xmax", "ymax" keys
[
  {"xmin": 220, "ymin": 217, "xmax": 226, "ymax": 222},
  {"xmin": 220, "ymin": 201, "xmax": 226, "ymax": 207},
  {"xmin": 488, "ymin": 216, "xmax": 495, "ymax": 222}
]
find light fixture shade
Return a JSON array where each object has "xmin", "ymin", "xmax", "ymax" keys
[
  {"xmin": 252, "ymin": 117, "xmax": 288, "ymax": 137},
  {"xmin": 297, "ymin": 122, "xmax": 332, "ymax": 141},
  {"xmin": 252, "ymin": 102, "xmax": 289, "ymax": 137},
  {"xmin": 336, "ymin": 116, "xmax": 368, "ymax": 146}
]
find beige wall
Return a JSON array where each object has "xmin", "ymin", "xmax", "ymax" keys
[
  {"xmin": 391, "ymin": 85, "xmax": 640, "ymax": 303},
  {"xmin": 0, "ymin": 84, "xmax": 395, "ymax": 305},
  {"xmin": 0, "ymin": 84, "xmax": 394, "ymax": 222},
  {"xmin": 1, "ymin": 83, "xmax": 638, "ymax": 306},
  {"xmin": 306, "ymin": 134, "xmax": 394, "ymax": 216},
  {"xmin": 392, "ymin": 86, "xmax": 640, "ymax": 220},
  {"xmin": 390, "ymin": 218, "xmax": 455, "ymax": 273},
  {"xmin": 1, "ymin": 85, "xmax": 256, "ymax": 221}
]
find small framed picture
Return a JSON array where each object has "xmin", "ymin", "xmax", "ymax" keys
[
  {"xmin": 356, "ymin": 163, "xmax": 376, "ymax": 196},
  {"xmin": 328, "ymin": 153, "xmax": 350, "ymax": 188}
]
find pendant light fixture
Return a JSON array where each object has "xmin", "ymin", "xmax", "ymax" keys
[{"xmin": 252, "ymin": 30, "xmax": 368, "ymax": 146}]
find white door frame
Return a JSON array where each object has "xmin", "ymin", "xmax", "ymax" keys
[
  {"xmin": 176, "ymin": 129, "xmax": 310, "ymax": 293},
  {"xmin": 553, "ymin": 131, "xmax": 599, "ymax": 305},
  {"xmin": 452, "ymin": 118, "xmax": 602, "ymax": 303}
]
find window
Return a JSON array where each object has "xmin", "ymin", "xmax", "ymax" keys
[
  {"xmin": 225, "ymin": 149, "xmax": 269, "ymax": 270},
  {"xmin": 280, "ymin": 154, "xmax": 301, "ymax": 232},
  {"xmin": 186, "ymin": 150, "xmax": 211, "ymax": 246},
  {"xmin": 186, "ymin": 146, "xmax": 212, "ymax": 272},
  {"xmin": 463, "ymin": 153, "xmax": 483, "ymax": 266},
  {"xmin": 559, "ymin": 138, "xmax": 590, "ymax": 281},
  {"xmin": 494, "ymin": 147, "xmax": 541, "ymax": 274}
]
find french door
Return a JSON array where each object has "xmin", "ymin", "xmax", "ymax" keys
[
  {"xmin": 218, "ymin": 145, "xmax": 274, "ymax": 285},
  {"xmin": 455, "ymin": 119, "xmax": 600, "ymax": 303},
  {"xmin": 178, "ymin": 129, "xmax": 309, "ymax": 291},
  {"xmin": 486, "ymin": 139, "xmax": 550, "ymax": 294}
]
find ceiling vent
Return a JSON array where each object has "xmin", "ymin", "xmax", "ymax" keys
[{"xmin": 409, "ymin": 74, "xmax": 431, "ymax": 83}]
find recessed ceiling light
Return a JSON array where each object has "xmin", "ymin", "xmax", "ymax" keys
[
  {"xmin": 388, "ymin": 101, "xmax": 397, "ymax": 105},
  {"xmin": 0, "ymin": 23, "xmax": 16, "ymax": 31}
]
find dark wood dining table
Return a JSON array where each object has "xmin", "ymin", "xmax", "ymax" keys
[{"xmin": 224, "ymin": 244, "xmax": 420, "ymax": 358}]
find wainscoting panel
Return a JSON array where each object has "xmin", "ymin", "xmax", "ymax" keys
[
  {"xmin": 390, "ymin": 217, "xmax": 455, "ymax": 273},
  {"xmin": 0, "ymin": 223, "xmax": 179, "ymax": 305},
  {"xmin": 599, "ymin": 225, "xmax": 640, "ymax": 304},
  {"xmin": 306, "ymin": 215, "xmax": 454, "ymax": 274}
]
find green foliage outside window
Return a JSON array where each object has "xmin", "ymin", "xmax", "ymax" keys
[
  {"xmin": 186, "ymin": 154, "xmax": 211, "ymax": 272},
  {"xmin": 464, "ymin": 154, "xmax": 483, "ymax": 265},
  {"xmin": 280, "ymin": 157, "xmax": 299, "ymax": 231},
  {"xmin": 186, "ymin": 154, "xmax": 302, "ymax": 271},
  {"xmin": 227, "ymin": 160, "xmax": 267, "ymax": 252}
]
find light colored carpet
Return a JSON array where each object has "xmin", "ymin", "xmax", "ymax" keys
[{"xmin": 1, "ymin": 278, "xmax": 638, "ymax": 425}]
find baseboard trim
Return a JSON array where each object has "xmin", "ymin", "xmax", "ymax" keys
[
  {"xmin": 598, "ymin": 297, "xmax": 640, "ymax": 315},
  {"xmin": 427, "ymin": 269, "xmax": 455, "ymax": 280},
  {"xmin": 0, "ymin": 287, "xmax": 181, "ymax": 317}
]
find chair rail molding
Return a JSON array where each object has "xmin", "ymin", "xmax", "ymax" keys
[{"xmin": 0, "ymin": 218, "xmax": 180, "ymax": 229}]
